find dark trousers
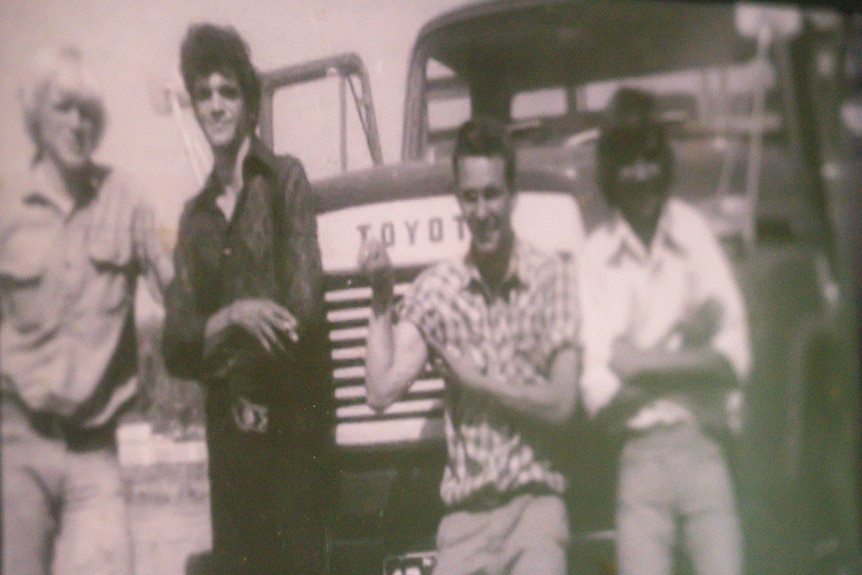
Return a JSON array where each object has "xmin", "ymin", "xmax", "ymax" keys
[{"xmin": 205, "ymin": 395, "xmax": 328, "ymax": 575}]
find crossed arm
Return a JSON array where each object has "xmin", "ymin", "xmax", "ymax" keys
[
  {"xmin": 610, "ymin": 338, "xmax": 737, "ymax": 393},
  {"xmin": 595, "ymin": 298, "xmax": 740, "ymax": 426},
  {"xmin": 430, "ymin": 340, "xmax": 579, "ymax": 425}
]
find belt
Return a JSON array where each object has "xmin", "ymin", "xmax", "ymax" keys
[
  {"xmin": 29, "ymin": 410, "xmax": 116, "ymax": 451},
  {"xmin": 449, "ymin": 482, "xmax": 558, "ymax": 513},
  {"xmin": 2, "ymin": 393, "xmax": 116, "ymax": 451}
]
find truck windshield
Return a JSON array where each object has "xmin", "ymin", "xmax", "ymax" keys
[{"xmin": 413, "ymin": 1, "xmax": 829, "ymax": 247}]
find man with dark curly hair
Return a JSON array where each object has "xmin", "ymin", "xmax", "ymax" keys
[{"xmin": 163, "ymin": 23, "xmax": 332, "ymax": 574}]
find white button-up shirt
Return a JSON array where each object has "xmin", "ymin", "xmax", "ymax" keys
[{"xmin": 579, "ymin": 198, "xmax": 750, "ymax": 429}]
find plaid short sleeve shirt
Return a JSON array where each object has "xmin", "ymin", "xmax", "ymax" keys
[{"xmin": 398, "ymin": 240, "xmax": 579, "ymax": 506}]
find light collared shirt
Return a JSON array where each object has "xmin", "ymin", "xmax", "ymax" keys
[
  {"xmin": 580, "ymin": 198, "xmax": 750, "ymax": 429},
  {"xmin": 398, "ymin": 239, "xmax": 580, "ymax": 506},
  {"xmin": 0, "ymin": 160, "xmax": 144, "ymax": 427}
]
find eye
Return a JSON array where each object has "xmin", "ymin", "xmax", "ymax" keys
[
  {"xmin": 54, "ymin": 99, "xmax": 76, "ymax": 113},
  {"xmin": 481, "ymin": 187, "xmax": 504, "ymax": 201},
  {"xmin": 192, "ymin": 86, "xmax": 213, "ymax": 102},
  {"xmin": 460, "ymin": 189, "xmax": 479, "ymax": 204},
  {"xmin": 217, "ymin": 85, "xmax": 241, "ymax": 100}
]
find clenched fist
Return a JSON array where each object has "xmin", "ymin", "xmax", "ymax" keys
[{"xmin": 358, "ymin": 237, "xmax": 394, "ymax": 307}]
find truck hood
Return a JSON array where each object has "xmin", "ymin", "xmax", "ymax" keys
[
  {"xmin": 312, "ymin": 160, "xmax": 585, "ymax": 214},
  {"xmin": 312, "ymin": 160, "xmax": 587, "ymax": 278}
]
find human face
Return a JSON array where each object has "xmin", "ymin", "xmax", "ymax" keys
[
  {"xmin": 455, "ymin": 156, "xmax": 515, "ymax": 258},
  {"xmin": 191, "ymin": 71, "xmax": 249, "ymax": 152},
  {"xmin": 613, "ymin": 155, "xmax": 668, "ymax": 237},
  {"xmin": 38, "ymin": 83, "xmax": 99, "ymax": 171}
]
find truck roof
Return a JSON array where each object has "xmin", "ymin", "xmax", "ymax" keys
[{"xmin": 411, "ymin": 0, "xmax": 751, "ymax": 92}]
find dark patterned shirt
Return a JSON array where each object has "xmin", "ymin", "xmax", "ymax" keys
[
  {"xmin": 162, "ymin": 137, "xmax": 330, "ymax": 439},
  {"xmin": 398, "ymin": 240, "xmax": 580, "ymax": 506}
]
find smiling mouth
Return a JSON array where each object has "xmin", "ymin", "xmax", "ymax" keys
[
  {"xmin": 64, "ymin": 135, "xmax": 90, "ymax": 158},
  {"xmin": 471, "ymin": 222, "xmax": 500, "ymax": 245}
]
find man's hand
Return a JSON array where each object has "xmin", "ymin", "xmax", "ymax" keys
[
  {"xmin": 427, "ymin": 338, "xmax": 494, "ymax": 418},
  {"xmin": 226, "ymin": 299, "xmax": 299, "ymax": 353},
  {"xmin": 426, "ymin": 337, "xmax": 486, "ymax": 392},
  {"xmin": 673, "ymin": 298, "xmax": 723, "ymax": 349},
  {"xmin": 358, "ymin": 237, "xmax": 394, "ymax": 308},
  {"xmin": 609, "ymin": 336, "xmax": 643, "ymax": 382}
]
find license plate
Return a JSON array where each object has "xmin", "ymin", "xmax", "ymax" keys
[{"xmin": 382, "ymin": 551, "xmax": 436, "ymax": 575}]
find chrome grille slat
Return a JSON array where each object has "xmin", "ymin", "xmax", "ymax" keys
[
  {"xmin": 325, "ymin": 276, "xmax": 446, "ymax": 448},
  {"xmin": 334, "ymin": 379, "xmax": 446, "ymax": 402},
  {"xmin": 329, "ymin": 326, "xmax": 369, "ymax": 343},
  {"xmin": 337, "ymin": 398, "xmax": 444, "ymax": 419}
]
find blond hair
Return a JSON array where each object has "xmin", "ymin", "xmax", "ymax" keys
[{"xmin": 20, "ymin": 46, "xmax": 106, "ymax": 161}]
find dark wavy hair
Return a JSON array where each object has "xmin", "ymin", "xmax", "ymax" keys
[
  {"xmin": 180, "ymin": 23, "xmax": 261, "ymax": 127},
  {"xmin": 452, "ymin": 116, "xmax": 516, "ymax": 189},
  {"xmin": 597, "ymin": 87, "xmax": 672, "ymax": 207}
]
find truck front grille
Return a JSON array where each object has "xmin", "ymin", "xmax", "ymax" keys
[{"xmin": 325, "ymin": 273, "xmax": 446, "ymax": 448}]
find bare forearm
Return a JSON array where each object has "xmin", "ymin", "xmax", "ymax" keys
[
  {"xmin": 466, "ymin": 349, "xmax": 578, "ymax": 425},
  {"xmin": 488, "ymin": 379, "xmax": 575, "ymax": 424},
  {"xmin": 365, "ymin": 304, "xmax": 398, "ymax": 410},
  {"xmin": 359, "ymin": 237, "xmax": 425, "ymax": 412}
]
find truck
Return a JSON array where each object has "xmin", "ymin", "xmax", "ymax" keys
[{"xmin": 245, "ymin": 1, "xmax": 861, "ymax": 573}]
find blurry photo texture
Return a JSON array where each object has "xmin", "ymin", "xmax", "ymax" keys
[{"xmin": 0, "ymin": 1, "xmax": 860, "ymax": 575}]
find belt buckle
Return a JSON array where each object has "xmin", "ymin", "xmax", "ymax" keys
[{"xmin": 231, "ymin": 396, "xmax": 269, "ymax": 434}]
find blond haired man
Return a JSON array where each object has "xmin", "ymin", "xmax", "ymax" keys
[{"xmin": 0, "ymin": 46, "xmax": 172, "ymax": 575}]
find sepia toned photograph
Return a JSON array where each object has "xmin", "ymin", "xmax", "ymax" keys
[{"xmin": 0, "ymin": 1, "xmax": 860, "ymax": 574}]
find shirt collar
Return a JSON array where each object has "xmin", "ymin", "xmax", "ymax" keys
[
  {"xmin": 25, "ymin": 159, "xmax": 107, "ymax": 217},
  {"xmin": 190, "ymin": 135, "xmax": 278, "ymax": 214},
  {"xmin": 606, "ymin": 203, "xmax": 687, "ymax": 266},
  {"xmin": 461, "ymin": 237, "xmax": 529, "ymax": 295}
]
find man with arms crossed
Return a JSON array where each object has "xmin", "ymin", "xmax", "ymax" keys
[
  {"xmin": 162, "ymin": 24, "xmax": 331, "ymax": 575},
  {"xmin": 0, "ymin": 46, "xmax": 173, "ymax": 575},
  {"xmin": 359, "ymin": 117, "xmax": 580, "ymax": 575},
  {"xmin": 580, "ymin": 87, "xmax": 751, "ymax": 575}
]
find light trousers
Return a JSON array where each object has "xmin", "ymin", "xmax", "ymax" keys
[
  {"xmin": 617, "ymin": 423, "xmax": 742, "ymax": 575},
  {"xmin": 1, "ymin": 398, "xmax": 132, "ymax": 575},
  {"xmin": 433, "ymin": 492, "xmax": 569, "ymax": 575}
]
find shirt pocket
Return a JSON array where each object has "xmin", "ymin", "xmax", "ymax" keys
[
  {"xmin": 86, "ymin": 266, "xmax": 133, "ymax": 314},
  {"xmin": 1, "ymin": 279, "xmax": 48, "ymax": 333},
  {"xmin": 0, "ymin": 225, "xmax": 51, "ymax": 332}
]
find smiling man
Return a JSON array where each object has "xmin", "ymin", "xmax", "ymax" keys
[
  {"xmin": 0, "ymin": 46, "xmax": 172, "ymax": 575},
  {"xmin": 359, "ymin": 117, "xmax": 580, "ymax": 575},
  {"xmin": 162, "ymin": 24, "xmax": 331, "ymax": 575}
]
